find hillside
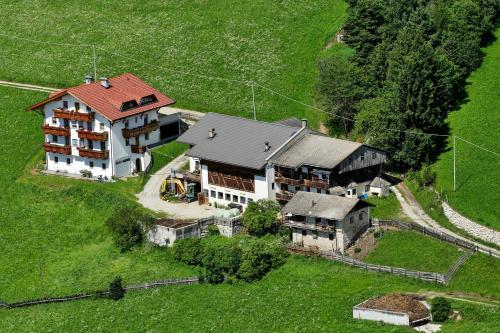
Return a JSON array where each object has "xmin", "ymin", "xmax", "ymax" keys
[
  {"xmin": 0, "ymin": 1, "xmax": 348, "ymax": 127},
  {"xmin": 433, "ymin": 28, "xmax": 500, "ymax": 230}
]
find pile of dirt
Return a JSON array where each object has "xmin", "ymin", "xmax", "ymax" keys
[{"xmin": 360, "ymin": 294, "xmax": 430, "ymax": 322}]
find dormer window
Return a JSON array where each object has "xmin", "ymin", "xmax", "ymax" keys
[
  {"xmin": 63, "ymin": 101, "xmax": 68, "ymax": 109},
  {"xmin": 140, "ymin": 94, "xmax": 158, "ymax": 105},
  {"xmin": 120, "ymin": 100, "xmax": 138, "ymax": 111}
]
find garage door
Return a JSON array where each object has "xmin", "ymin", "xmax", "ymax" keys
[{"xmin": 115, "ymin": 158, "xmax": 131, "ymax": 178}]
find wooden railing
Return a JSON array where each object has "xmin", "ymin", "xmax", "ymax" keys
[
  {"xmin": 283, "ymin": 221, "xmax": 335, "ymax": 232},
  {"xmin": 43, "ymin": 143, "xmax": 71, "ymax": 155},
  {"xmin": 276, "ymin": 191, "xmax": 294, "ymax": 201},
  {"xmin": 131, "ymin": 144, "xmax": 146, "ymax": 154},
  {"xmin": 53, "ymin": 108, "xmax": 95, "ymax": 122},
  {"xmin": 303, "ymin": 178, "xmax": 329, "ymax": 190},
  {"xmin": 77, "ymin": 130, "xmax": 108, "ymax": 141},
  {"xmin": 122, "ymin": 120, "xmax": 159, "ymax": 138},
  {"xmin": 274, "ymin": 174, "xmax": 302, "ymax": 186},
  {"xmin": 77, "ymin": 147, "xmax": 109, "ymax": 160},
  {"xmin": 42, "ymin": 124, "xmax": 70, "ymax": 136}
]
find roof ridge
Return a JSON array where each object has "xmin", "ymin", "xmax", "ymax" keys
[{"xmin": 205, "ymin": 112, "xmax": 301, "ymax": 130}]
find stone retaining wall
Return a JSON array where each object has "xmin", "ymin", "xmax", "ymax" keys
[{"xmin": 442, "ymin": 202, "xmax": 500, "ymax": 246}]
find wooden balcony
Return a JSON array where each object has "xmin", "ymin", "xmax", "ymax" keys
[
  {"xmin": 77, "ymin": 147, "xmax": 109, "ymax": 160},
  {"xmin": 131, "ymin": 144, "xmax": 146, "ymax": 154},
  {"xmin": 53, "ymin": 108, "xmax": 95, "ymax": 122},
  {"xmin": 44, "ymin": 143, "xmax": 71, "ymax": 155},
  {"xmin": 275, "ymin": 174, "xmax": 302, "ymax": 186},
  {"xmin": 77, "ymin": 130, "xmax": 108, "ymax": 141},
  {"xmin": 122, "ymin": 120, "xmax": 159, "ymax": 138},
  {"xmin": 283, "ymin": 220, "xmax": 336, "ymax": 232},
  {"xmin": 184, "ymin": 172, "xmax": 201, "ymax": 183},
  {"xmin": 303, "ymin": 179, "xmax": 330, "ymax": 190},
  {"xmin": 276, "ymin": 191, "xmax": 294, "ymax": 201},
  {"xmin": 43, "ymin": 124, "xmax": 70, "ymax": 136}
]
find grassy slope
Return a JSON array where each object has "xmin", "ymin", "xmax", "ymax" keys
[
  {"xmin": 0, "ymin": 0, "xmax": 348, "ymax": 127},
  {"xmin": 150, "ymin": 141, "xmax": 189, "ymax": 174},
  {"xmin": 364, "ymin": 230, "xmax": 462, "ymax": 273},
  {"xmin": 432, "ymin": 28, "xmax": 500, "ymax": 230},
  {"xmin": 1, "ymin": 256, "xmax": 499, "ymax": 332},
  {"xmin": 366, "ymin": 192, "xmax": 404, "ymax": 220}
]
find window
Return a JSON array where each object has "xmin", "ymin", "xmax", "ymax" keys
[
  {"xmin": 328, "ymin": 220, "xmax": 334, "ymax": 226},
  {"xmin": 54, "ymin": 156, "xmax": 59, "ymax": 163},
  {"xmin": 100, "ymin": 141, "xmax": 105, "ymax": 150},
  {"xmin": 194, "ymin": 160, "xmax": 200, "ymax": 171},
  {"xmin": 359, "ymin": 213, "xmax": 363, "ymax": 221},
  {"xmin": 102, "ymin": 163, "xmax": 106, "ymax": 170},
  {"xmin": 140, "ymin": 94, "xmax": 158, "ymax": 105},
  {"xmin": 372, "ymin": 152, "xmax": 377, "ymax": 159},
  {"xmin": 71, "ymin": 121, "xmax": 77, "ymax": 129},
  {"xmin": 99, "ymin": 122, "xmax": 105, "ymax": 131},
  {"xmin": 145, "ymin": 132, "xmax": 149, "ymax": 141},
  {"xmin": 203, "ymin": 189, "xmax": 209, "ymax": 197},
  {"xmin": 62, "ymin": 101, "xmax": 68, "ymax": 109},
  {"xmin": 89, "ymin": 161, "xmax": 94, "ymax": 168},
  {"xmin": 89, "ymin": 141, "xmax": 93, "ymax": 150},
  {"xmin": 120, "ymin": 100, "xmax": 138, "ymax": 111},
  {"xmin": 360, "ymin": 152, "xmax": 365, "ymax": 161},
  {"xmin": 124, "ymin": 120, "xmax": 129, "ymax": 128},
  {"xmin": 125, "ymin": 139, "xmax": 130, "ymax": 146},
  {"xmin": 66, "ymin": 158, "xmax": 71, "ymax": 165},
  {"xmin": 312, "ymin": 231, "xmax": 318, "ymax": 239},
  {"xmin": 51, "ymin": 118, "xmax": 57, "ymax": 125},
  {"xmin": 271, "ymin": 182, "xmax": 275, "ymax": 190},
  {"xmin": 74, "ymin": 102, "xmax": 80, "ymax": 111},
  {"xmin": 305, "ymin": 186, "xmax": 310, "ymax": 192},
  {"xmin": 87, "ymin": 122, "xmax": 92, "ymax": 131},
  {"xmin": 347, "ymin": 189, "xmax": 351, "ymax": 196},
  {"xmin": 302, "ymin": 230, "xmax": 307, "ymax": 236},
  {"xmin": 225, "ymin": 193, "xmax": 231, "ymax": 201},
  {"xmin": 52, "ymin": 134, "xmax": 58, "ymax": 142},
  {"xmin": 329, "ymin": 233, "xmax": 335, "ymax": 240},
  {"xmin": 315, "ymin": 217, "xmax": 321, "ymax": 224},
  {"xmin": 352, "ymin": 188, "xmax": 357, "ymax": 195},
  {"xmin": 349, "ymin": 216, "xmax": 354, "ymax": 224},
  {"xmin": 210, "ymin": 190, "xmax": 216, "ymax": 198},
  {"xmin": 240, "ymin": 196, "xmax": 246, "ymax": 204},
  {"xmin": 86, "ymin": 106, "xmax": 91, "ymax": 112},
  {"xmin": 218, "ymin": 192, "xmax": 223, "ymax": 199},
  {"xmin": 72, "ymin": 139, "xmax": 77, "ymax": 147},
  {"xmin": 78, "ymin": 121, "xmax": 84, "ymax": 129},
  {"xmin": 232, "ymin": 195, "xmax": 238, "ymax": 203},
  {"xmin": 365, "ymin": 185, "xmax": 370, "ymax": 192}
]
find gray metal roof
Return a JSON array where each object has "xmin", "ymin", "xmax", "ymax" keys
[
  {"xmin": 370, "ymin": 176, "xmax": 391, "ymax": 188},
  {"xmin": 272, "ymin": 133, "xmax": 362, "ymax": 169},
  {"xmin": 177, "ymin": 113, "xmax": 301, "ymax": 170},
  {"xmin": 274, "ymin": 117, "xmax": 303, "ymax": 128},
  {"xmin": 282, "ymin": 191, "xmax": 365, "ymax": 220}
]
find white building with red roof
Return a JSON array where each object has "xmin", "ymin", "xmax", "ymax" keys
[{"xmin": 29, "ymin": 73, "xmax": 180, "ymax": 179}]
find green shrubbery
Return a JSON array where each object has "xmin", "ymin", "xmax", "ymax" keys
[
  {"xmin": 106, "ymin": 206, "xmax": 154, "ymax": 252},
  {"xmin": 172, "ymin": 235, "xmax": 288, "ymax": 284},
  {"xmin": 109, "ymin": 276, "xmax": 125, "ymax": 301},
  {"xmin": 241, "ymin": 200, "xmax": 280, "ymax": 237},
  {"xmin": 431, "ymin": 297, "xmax": 451, "ymax": 322}
]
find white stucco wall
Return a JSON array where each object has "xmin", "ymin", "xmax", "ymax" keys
[{"xmin": 353, "ymin": 307, "xmax": 410, "ymax": 326}]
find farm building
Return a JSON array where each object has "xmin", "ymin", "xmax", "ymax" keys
[
  {"xmin": 282, "ymin": 191, "xmax": 371, "ymax": 253},
  {"xmin": 29, "ymin": 73, "xmax": 181, "ymax": 179},
  {"xmin": 177, "ymin": 113, "xmax": 389, "ymax": 210}
]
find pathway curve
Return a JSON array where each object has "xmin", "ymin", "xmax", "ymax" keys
[
  {"xmin": 392, "ymin": 183, "xmax": 499, "ymax": 258},
  {"xmin": 0, "ymin": 80, "xmax": 58, "ymax": 92},
  {"xmin": 137, "ymin": 154, "xmax": 215, "ymax": 219}
]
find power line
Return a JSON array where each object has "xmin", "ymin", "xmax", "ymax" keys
[
  {"xmin": 456, "ymin": 136, "xmax": 500, "ymax": 157},
  {"xmin": 0, "ymin": 32, "xmax": 93, "ymax": 47}
]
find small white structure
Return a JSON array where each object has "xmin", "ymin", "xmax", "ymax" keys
[
  {"xmin": 29, "ymin": 73, "xmax": 180, "ymax": 179},
  {"xmin": 148, "ymin": 220, "xmax": 200, "ymax": 247},
  {"xmin": 353, "ymin": 303, "xmax": 411, "ymax": 326}
]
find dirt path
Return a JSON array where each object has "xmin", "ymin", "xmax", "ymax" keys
[
  {"xmin": 0, "ymin": 80, "xmax": 58, "ymax": 92},
  {"xmin": 393, "ymin": 183, "xmax": 499, "ymax": 258},
  {"xmin": 137, "ymin": 154, "xmax": 215, "ymax": 219},
  {"xmin": 415, "ymin": 291, "xmax": 499, "ymax": 307}
]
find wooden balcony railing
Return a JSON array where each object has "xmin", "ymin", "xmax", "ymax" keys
[
  {"xmin": 77, "ymin": 130, "xmax": 108, "ymax": 141},
  {"xmin": 184, "ymin": 172, "xmax": 201, "ymax": 183},
  {"xmin": 276, "ymin": 191, "xmax": 294, "ymax": 201},
  {"xmin": 274, "ymin": 174, "xmax": 302, "ymax": 186},
  {"xmin": 77, "ymin": 147, "xmax": 109, "ymax": 160},
  {"xmin": 303, "ymin": 179, "xmax": 330, "ymax": 190},
  {"xmin": 42, "ymin": 124, "xmax": 70, "ymax": 136},
  {"xmin": 53, "ymin": 108, "xmax": 95, "ymax": 122},
  {"xmin": 131, "ymin": 145, "xmax": 146, "ymax": 154},
  {"xmin": 283, "ymin": 221, "xmax": 336, "ymax": 232},
  {"xmin": 44, "ymin": 143, "xmax": 71, "ymax": 155},
  {"xmin": 122, "ymin": 120, "xmax": 159, "ymax": 138}
]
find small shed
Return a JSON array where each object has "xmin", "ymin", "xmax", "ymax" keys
[{"xmin": 148, "ymin": 219, "xmax": 200, "ymax": 247}]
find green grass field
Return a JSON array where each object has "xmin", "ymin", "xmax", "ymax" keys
[
  {"xmin": 432, "ymin": 28, "xmax": 500, "ymax": 230},
  {"xmin": 364, "ymin": 230, "xmax": 463, "ymax": 273},
  {"xmin": 150, "ymin": 141, "xmax": 189, "ymax": 174},
  {"xmin": 0, "ymin": 0, "xmax": 348, "ymax": 127},
  {"xmin": 366, "ymin": 192, "xmax": 404, "ymax": 220}
]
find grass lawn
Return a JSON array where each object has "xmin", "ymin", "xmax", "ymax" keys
[
  {"xmin": 366, "ymin": 192, "xmax": 404, "ymax": 220},
  {"xmin": 150, "ymin": 141, "xmax": 189, "ymax": 174},
  {"xmin": 0, "ymin": 1, "xmax": 349, "ymax": 128},
  {"xmin": 432, "ymin": 28, "xmax": 500, "ymax": 230},
  {"xmin": 364, "ymin": 230, "xmax": 463, "ymax": 273}
]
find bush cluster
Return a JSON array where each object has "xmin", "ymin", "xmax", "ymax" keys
[
  {"xmin": 106, "ymin": 205, "xmax": 154, "ymax": 252},
  {"xmin": 241, "ymin": 200, "xmax": 281, "ymax": 237},
  {"xmin": 431, "ymin": 297, "xmax": 451, "ymax": 322},
  {"xmin": 172, "ymin": 235, "xmax": 288, "ymax": 284}
]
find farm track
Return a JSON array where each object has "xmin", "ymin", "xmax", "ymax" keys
[{"xmin": 0, "ymin": 80, "xmax": 57, "ymax": 92}]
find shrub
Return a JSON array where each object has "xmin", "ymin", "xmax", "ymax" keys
[
  {"xmin": 354, "ymin": 247, "xmax": 362, "ymax": 253},
  {"xmin": 109, "ymin": 276, "xmax": 125, "ymax": 301},
  {"xmin": 374, "ymin": 230, "xmax": 384, "ymax": 238},
  {"xmin": 172, "ymin": 238, "xmax": 202, "ymax": 265},
  {"xmin": 237, "ymin": 238, "xmax": 288, "ymax": 282},
  {"xmin": 417, "ymin": 165, "xmax": 437, "ymax": 188},
  {"xmin": 106, "ymin": 206, "xmax": 154, "ymax": 252},
  {"xmin": 200, "ymin": 236, "xmax": 241, "ymax": 282},
  {"xmin": 206, "ymin": 224, "xmax": 220, "ymax": 236},
  {"xmin": 431, "ymin": 297, "xmax": 451, "ymax": 322},
  {"xmin": 241, "ymin": 200, "xmax": 280, "ymax": 237}
]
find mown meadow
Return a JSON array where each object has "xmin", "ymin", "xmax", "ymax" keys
[{"xmin": 0, "ymin": 0, "xmax": 348, "ymax": 127}]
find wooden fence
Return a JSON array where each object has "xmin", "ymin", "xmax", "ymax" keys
[
  {"xmin": 377, "ymin": 219, "xmax": 499, "ymax": 259},
  {"xmin": 1, "ymin": 277, "xmax": 199, "ymax": 309}
]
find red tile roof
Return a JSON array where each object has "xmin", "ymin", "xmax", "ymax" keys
[{"xmin": 29, "ymin": 73, "xmax": 175, "ymax": 122}]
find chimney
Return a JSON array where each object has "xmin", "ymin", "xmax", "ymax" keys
[
  {"xmin": 301, "ymin": 118, "xmax": 308, "ymax": 128},
  {"xmin": 100, "ymin": 77, "xmax": 110, "ymax": 89},
  {"xmin": 208, "ymin": 128, "xmax": 216, "ymax": 139},
  {"xmin": 264, "ymin": 141, "xmax": 271, "ymax": 152},
  {"xmin": 84, "ymin": 73, "xmax": 93, "ymax": 84}
]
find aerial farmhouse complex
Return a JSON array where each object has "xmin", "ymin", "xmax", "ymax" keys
[
  {"xmin": 29, "ymin": 74, "xmax": 181, "ymax": 178},
  {"xmin": 178, "ymin": 112, "xmax": 389, "ymax": 209}
]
